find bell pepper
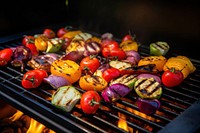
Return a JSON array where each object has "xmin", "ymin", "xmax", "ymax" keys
[
  {"xmin": 138, "ymin": 56, "xmax": 167, "ymax": 72},
  {"xmin": 176, "ymin": 56, "xmax": 196, "ymax": 73},
  {"xmin": 51, "ymin": 86, "xmax": 81, "ymax": 112},
  {"xmin": 51, "ymin": 59, "xmax": 82, "ymax": 83},
  {"xmin": 163, "ymin": 56, "xmax": 192, "ymax": 79},
  {"xmin": 79, "ymin": 75, "xmax": 108, "ymax": 92},
  {"xmin": 46, "ymin": 38, "xmax": 63, "ymax": 53},
  {"xmin": 150, "ymin": 41, "xmax": 170, "ymax": 56},
  {"xmin": 134, "ymin": 77, "xmax": 162, "ymax": 99},
  {"xmin": 119, "ymin": 40, "xmax": 139, "ymax": 51},
  {"xmin": 34, "ymin": 35, "xmax": 49, "ymax": 51},
  {"xmin": 109, "ymin": 74, "xmax": 137, "ymax": 90},
  {"xmin": 62, "ymin": 30, "xmax": 82, "ymax": 39}
]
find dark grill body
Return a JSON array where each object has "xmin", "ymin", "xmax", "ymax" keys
[{"xmin": 0, "ymin": 0, "xmax": 200, "ymax": 133}]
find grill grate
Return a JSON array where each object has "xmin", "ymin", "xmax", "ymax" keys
[{"xmin": 0, "ymin": 30, "xmax": 200, "ymax": 133}]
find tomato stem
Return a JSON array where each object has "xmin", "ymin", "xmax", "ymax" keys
[{"xmin": 90, "ymin": 98, "xmax": 99, "ymax": 106}]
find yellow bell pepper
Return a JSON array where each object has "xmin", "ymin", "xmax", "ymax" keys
[
  {"xmin": 34, "ymin": 35, "xmax": 49, "ymax": 51},
  {"xmin": 119, "ymin": 40, "xmax": 139, "ymax": 51},
  {"xmin": 138, "ymin": 56, "xmax": 167, "ymax": 72},
  {"xmin": 51, "ymin": 60, "xmax": 82, "ymax": 83},
  {"xmin": 79, "ymin": 75, "xmax": 108, "ymax": 92},
  {"xmin": 62, "ymin": 30, "xmax": 82, "ymax": 39},
  {"xmin": 163, "ymin": 57, "xmax": 191, "ymax": 79}
]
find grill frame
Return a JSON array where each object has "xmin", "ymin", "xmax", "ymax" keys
[{"xmin": 0, "ymin": 27, "xmax": 200, "ymax": 133}]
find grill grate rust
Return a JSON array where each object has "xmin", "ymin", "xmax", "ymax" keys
[{"xmin": 0, "ymin": 30, "xmax": 200, "ymax": 133}]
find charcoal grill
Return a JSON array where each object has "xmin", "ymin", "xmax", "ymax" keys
[{"xmin": 0, "ymin": 26, "xmax": 200, "ymax": 133}]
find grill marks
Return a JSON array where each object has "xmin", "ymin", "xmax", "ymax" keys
[{"xmin": 135, "ymin": 78, "xmax": 162, "ymax": 98}]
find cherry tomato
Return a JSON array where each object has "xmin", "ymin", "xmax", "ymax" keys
[
  {"xmin": 21, "ymin": 69, "xmax": 47, "ymax": 89},
  {"xmin": 102, "ymin": 48, "xmax": 126, "ymax": 60},
  {"xmin": 80, "ymin": 55, "xmax": 100, "ymax": 75},
  {"xmin": 80, "ymin": 91, "xmax": 101, "ymax": 114},
  {"xmin": 57, "ymin": 27, "xmax": 69, "ymax": 38},
  {"xmin": 26, "ymin": 44, "xmax": 39, "ymax": 56},
  {"xmin": 0, "ymin": 48, "xmax": 13, "ymax": 66},
  {"xmin": 162, "ymin": 68, "xmax": 184, "ymax": 87},
  {"xmin": 22, "ymin": 35, "xmax": 35, "ymax": 46},
  {"xmin": 101, "ymin": 40, "xmax": 119, "ymax": 49},
  {"xmin": 122, "ymin": 34, "xmax": 132, "ymax": 42},
  {"xmin": 43, "ymin": 28, "xmax": 56, "ymax": 39},
  {"xmin": 102, "ymin": 68, "xmax": 121, "ymax": 83}
]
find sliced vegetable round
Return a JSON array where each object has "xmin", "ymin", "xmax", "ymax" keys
[
  {"xmin": 79, "ymin": 75, "xmax": 108, "ymax": 92},
  {"xmin": 134, "ymin": 77, "xmax": 162, "ymax": 99},
  {"xmin": 51, "ymin": 86, "xmax": 81, "ymax": 112},
  {"xmin": 51, "ymin": 59, "xmax": 82, "ymax": 83}
]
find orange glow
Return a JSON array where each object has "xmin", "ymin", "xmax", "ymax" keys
[
  {"xmin": 118, "ymin": 118, "xmax": 129, "ymax": 132},
  {"xmin": 118, "ymin": 112, "xmax": 129, "ymax": 132},
  {"xmin": 27, "ymin": 118, "xmax": 50, "ymax": 133},
  {"xmin": 9, "ymin": 110, "xmax": 23, "ymax": 121}
]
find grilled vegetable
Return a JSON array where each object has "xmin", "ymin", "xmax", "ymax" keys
[
  {"xmin": 110, "ymin": 74, "xmax": 137, "ymax": 90},
  {"xmin": 80, "ymin": 91, "xmax": 101, "ymax": 114},
  {"xmin": 79, "ymin": 75, "xmax": 108, "ymax": 92},
  {"xmin": 46, "ymin": 38, "xmax": 63, "ymax": 53},
  {"xmin": 51, "ymin": 59, "xmax": 82, "ymax": 83},
  {"xmin": 150, "ymin": 41, "xmax": 170, "ymax": 56},
  {"xmin": 51, "ymin": 86, "xmax": 81, "ymax": 112},
  {"xmin": 22, "ymin": 69, "xmax": 48, "ymax": 89},
  {"xmin": 43, "ymin": 75, "xmax": 71, "ymax": 89},
  {"xmin": 0, "ymin": 48, "xmax": 13, "ymax": 66},
  {"xmin": 60, "ymin": 51, "xmax": 84, "ymax": 62},
  {"xmin": 101, "ymin": 33, "xmax": 113, "ymax": 41},
  {"xmin": 27, "ymin": 53, "xmax": 59, "ymax": 72},
  {"xmin": 34, "ymin": 35, "xmax": 49, "ymax": 51},
  {"xmin": 73, "ymin": 32, "xmax": 92, "ymax": 41},
  {"xmin": 102, "ymin": 83, "xmax": 131, "ymax": 102},
  {"xmin": 124, "ymin": 50, "xmax": 140, "ymax": 65},
  {"xmin": 119, "ymin": 40, "xmax": 139, "ymax": 51},
  {"xmin": 109, "ymin": 60, "xmax": 132, "ymax": 70},
  {"xmin": 137, "ymin": 73, "xmax": 161, "ymax": 84},
  {"xmin": 137, "ymin": 98, "xmax": 161, "ymax": 115},
  {"xmin": 138, "ymin": 56, "xmax": 167, "ymax": 72},
  {"xmin": 120, "ymin": 64, "xmax": 157, "ymax": 75},
  {"xmin": 163, "ymin": 56, "xmax": 193, "ymax": 79},
  {"xmin": 134, "ymin": 78, "xmax": 162, "ymax": 99},
  {"xmin": 162, "ymin": 68, "xmax": 184, "ymax": 87},
  {"xmin": 102, "ymin": 67, "xmax": 121, "ymax": 83},
  {"xmin": 11, "ymin": 46, "xmax": 32, "ymax": 71},
  {"xmin": 80, "ymin": 55, "xmax": 100, "ymax": 75},
  {"xmin": 176, "ymin": 56, "xmax": 196, "ymax": 73},
  {"xmin": 66, "ymin": 39, "xmax": 85, "ymax": 54},
  {"xmin": 62, "ymin": 30, "xmax": 82, "ymax": 39},
  {"xmin": 84, "ymin": 41, "xmax": 102, "ymax": 56}
]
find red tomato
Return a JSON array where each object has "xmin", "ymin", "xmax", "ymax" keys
[
  {"xmin": 162, "ymin": 68, "xmax": 184, "ymax": 87},
  {"xmin": 80, "ymin": 91, "xmax": 101, "ymax": 114},
  {"xmin": 80, "ymin": 56, "xmax": 100, "ymax": 75},
  {"xmin": 0, "ymin": 48, "xmax": 13, "ymax": 66},
  {"xmin": 57, "ymin": 27, "xmax": 68, "ymax": 38},
  {"xmin": 22, "ymin": 35, "xmax": 35, "ymax": 46},
  {"xmin": 26, "ymin": 44, "xmax": 39, "ymax": 56},
  {"xmin": 122, "ymin": 34, "xmax": 133, "ymax": 42},
  {"xmin": 102, "ymin": 68, "xmax": 121, "ymax": 82},
  {"xmin": 43, "ymin": 28, "xmax": 56, "ymax": 39},
  {"xmin": 102, "ymin": 48, "xmax": 126, "ymax": 60},
  {"xmin": 101, "ymin": 40, "xmax": 119, "ymax": 49},
  {"xmin": 21, "ymin": 69, "xmax": 48, "ymax": 89}
]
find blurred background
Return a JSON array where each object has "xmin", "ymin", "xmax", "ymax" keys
[{"xmin": 0, "ymin": 0, "xmax": 199, "ymax": 59}]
